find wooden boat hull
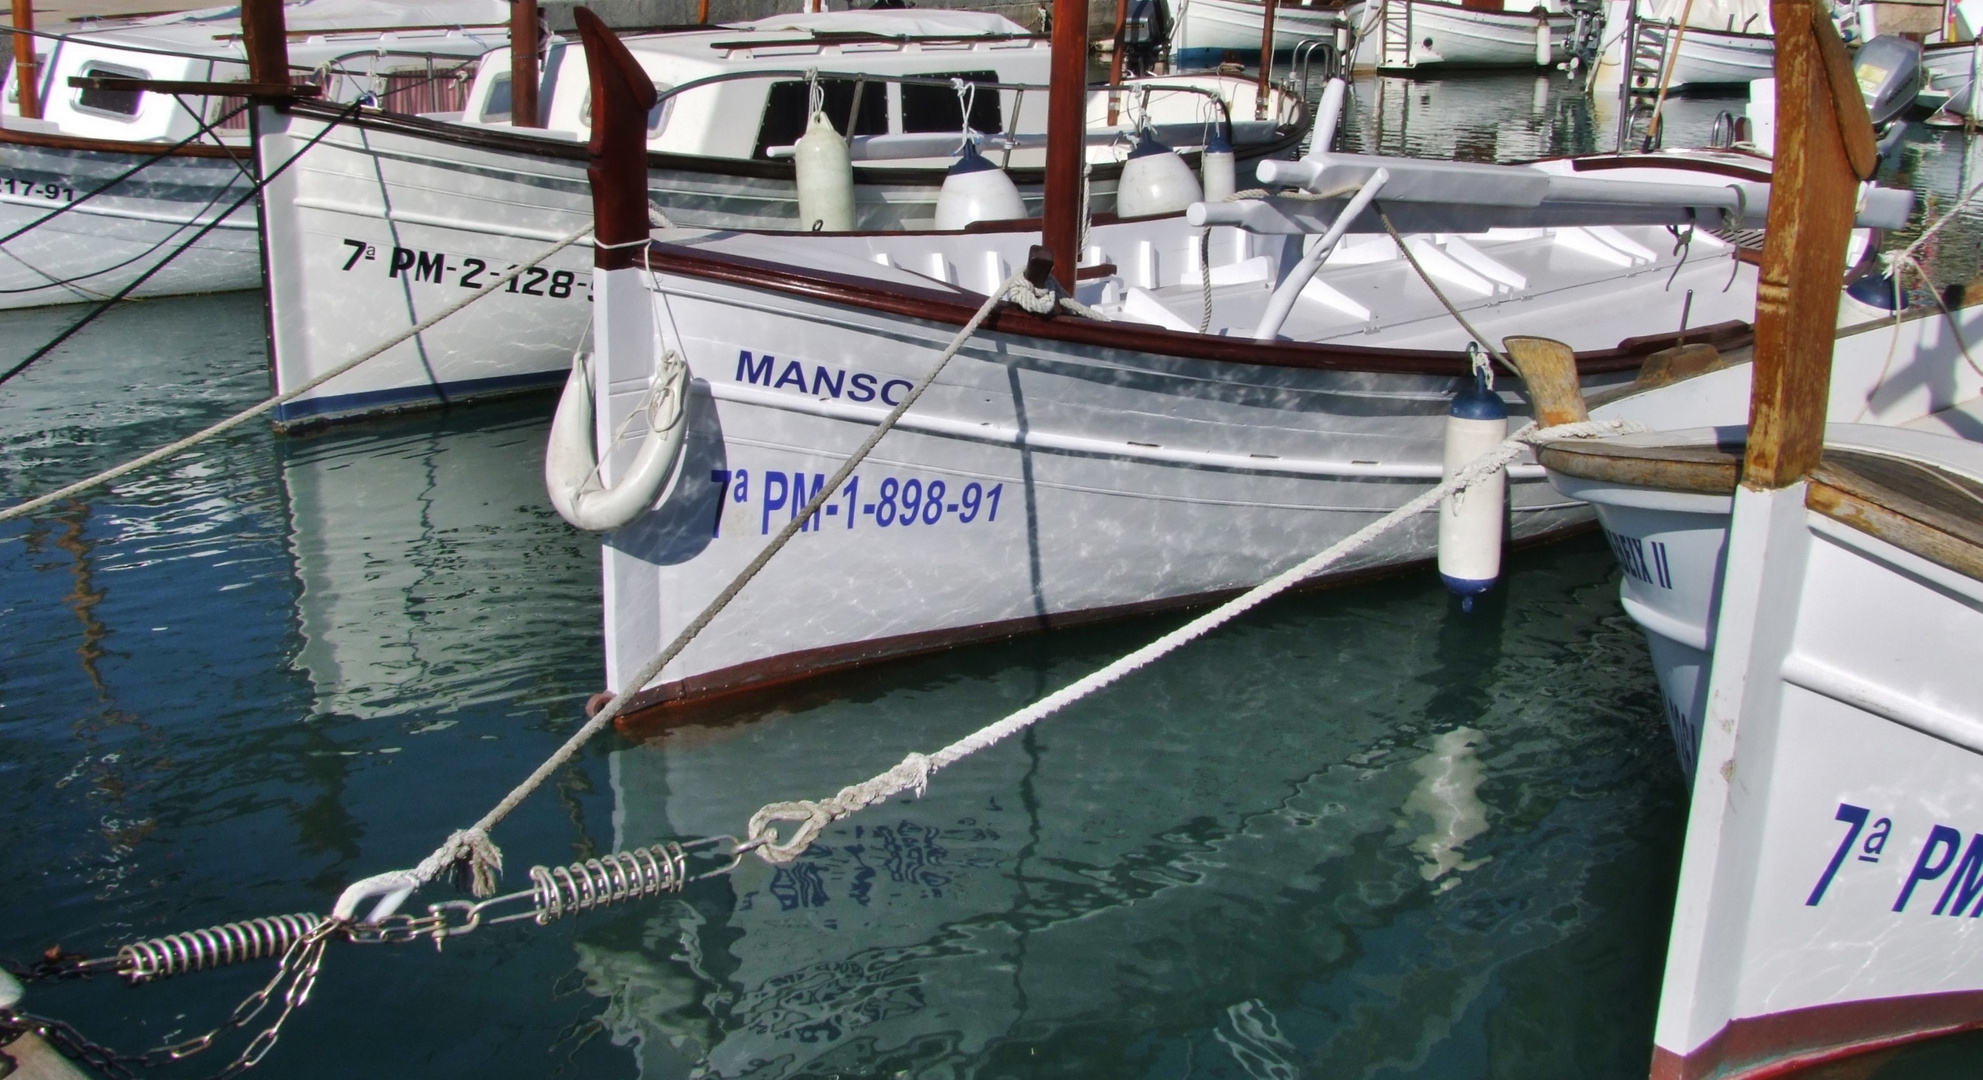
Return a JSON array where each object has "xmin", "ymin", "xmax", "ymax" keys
[
  {"xmin": 1921, "ymin": 40, "xmax": 1980, "ymax": 116},
  {"xmin": 252, "ymin": 95, "xmax": 1306, "ymax": 427},
  {"xmin": 1172, "ymin": 0, "xmax": 1354, "ymax": 62},
  {"xmin": 1355, "ymin": 1, "xmax": 1576, "ymax": 70},
  {"xmin": 1541, "ymin": 297, "xmax": 1983, "ymax": 1077},
  {"xmin": 0, "ymin": 130, "xmax": 258, "ymax": 309},
  {"xmin": 582, "ymin": 211, "xmax": 1761, "ymax": 719},
  {"xmin": 1665, "ymin": 28, "xmax": 1775, "ymax": 87}
]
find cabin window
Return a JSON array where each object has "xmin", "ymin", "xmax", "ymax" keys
[
  {"xmin": 900, "ymin": 71, "xmax": 1002, "ymax": 135},
  {"xmin": 5, "ymin": 52, "xmax": 48, "ymax": 106},
  {"xmin": 74, "ymin": 62, "xmax": 147, "ymax": 119},
  {"xmin": 480, "ymin": 72, "xmax": 513, "ymax": 122},
  {"xmin": 752, "ymin": 78, "xmax": 887, "ymax": 159},
  {"xmin": 576, "ymin": 86, "xmax": 675, "ymax": 135}
]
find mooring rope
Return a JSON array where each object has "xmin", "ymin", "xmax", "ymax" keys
[
  {"xmin": 1374, "ymin": 204, "xmax": 1518, "ymax": 373},
  {"xmin": 0, "ymin": 219, "xmax": 596, "ymax": 525},
  {"xmin": 738, "ymin": 417, "xmax": 1643, "ymax": 862},
  {"xmin": 339, "ymin": 268, "xmax": 1091, "ymax": 913}
]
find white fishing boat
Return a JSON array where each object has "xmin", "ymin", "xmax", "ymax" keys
[
  {"xmin": 1170, "ymin": 0, "xmax": 1355, "ymax": 64},
  {"xmin": 1352, "ymin": 0, "xmax": 1577, "ymax": 70},
  {"xmin": 1920, "ymin": 36, "xmax": 1980, "ymax": 118},
  {"xmin": 0, "ymin": 0, "xmax": 507, "ymax": 310},
  {"xmin": 560, "ymin": 15, "xmax": 1910, "ymax": 723},
  {"xmin": 1537, "ymin": 8, "xmax": 1983, "ymax": 1072},
  {"xmin": 250, "ymin": 9, "xmax": 1307, "ymax": 426},
  {"xmin": 1606, "ymin": 0, "xmax": 1774, "ymax": 92}
]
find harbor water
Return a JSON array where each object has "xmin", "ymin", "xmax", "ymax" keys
[{"xmin": 3, "ymin": 71, "xmax": 1982, "ymax": 1078}]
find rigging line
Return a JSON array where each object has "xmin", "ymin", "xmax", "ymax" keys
[
  {"xmin": 336, "ymin": 268, "xmax": 1083, "ymax": 915},
  {"xmin": 1372, "ymin": 203, "xmax": 1517, "ymax": 374},
  {"xmin": 0, "ymin": 101, "xmax": 366, "ymax": 388},
  {"xmin": 0, "ymin": 172, "xmax": 245, "ymax": 296},
  {"xmin": 0, "ymin": 217, "xmax": 594, "ymax": 521},
  {"xmin": 737, "ymin": 417, "xmax": 1649, "ymax": 864},
  {"xmin": 0, "ymin": 101, "xmax": 251, "ymax": 249}
]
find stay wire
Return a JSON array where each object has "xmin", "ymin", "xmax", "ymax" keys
[{"xmin": 0, "ymin": 101, "xmax": 366, "ymax": 388}]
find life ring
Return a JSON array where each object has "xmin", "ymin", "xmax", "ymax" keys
[{"xmin": 544, "ymin": 350, "xmax": 690, "ymax": 531}]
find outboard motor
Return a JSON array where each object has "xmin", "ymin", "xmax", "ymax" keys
[
  {"xmin": 1120, "ymin": 0, "xmax": 1172, "ymax": 77},
  {"xmin": 1854, "ymin": 35, "xmax": 1923, "ymax": 128}
]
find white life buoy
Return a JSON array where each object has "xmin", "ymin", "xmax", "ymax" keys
[{"xmin": 544, "ymin": 350, "xmax": 690, "ymax": 532}]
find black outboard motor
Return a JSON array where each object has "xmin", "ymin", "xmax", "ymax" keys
[
  {"xmin": 1120, "ymin": 0, "xmax": 1172, "ymax": 76},
  {"xmin": 1854, "ymin": 34, "xmax": 1923, "ymax": 128}
]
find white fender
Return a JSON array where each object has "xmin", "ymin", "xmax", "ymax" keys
[{"xmin": 545, "ymin": 350, "xmax": 689, "ymax": 532}]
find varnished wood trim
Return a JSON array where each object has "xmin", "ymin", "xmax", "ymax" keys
[
  {"xmin": 1569, "ymin": 154, "xmax": 1773, "ymax": 183},
  {"xmin": 1808, "ymin": 451, "xmax": 1983, "ymax": 582},
  {"xmin": 652, "ymin": 240, "xmax": 1745, "ymax": 376},
  {"xmin": 0, "ymin": 125, "xmax": 244, "ymax": 159},
  {"xmin": 1537, "ymin": 439, "xmax": 1743, "ymax": 494}
]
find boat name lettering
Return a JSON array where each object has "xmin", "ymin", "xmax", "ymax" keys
[
  {"xmin": 735, "ymin": 350, "xmax": 912, "ymax": 406},
  {"xmin": 1804, "ymin": 801, "xmax": 1983, "ymax": 918},
  {"xmin": 2, "ymin": 177, "xmax": 74, "ymax": 202},
  {"xmin": 1807, "ymin": 803, "xmax": 1893, "ymax": 906},
  {"xmin": 706, "ymin": 468, "xmax": 1002, "ymax": 538},
  {"xmin": 1604, "ymin": 528, "xmax": 1672, "ymax": 589},
  {"xmin": 337, "ymin": 237, "xmax": 585, "ymax": 300}
]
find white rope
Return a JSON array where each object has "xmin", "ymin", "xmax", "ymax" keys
[
  {"xmin": 0, "ymin": 221, "xmax": 598, "ymax": 526},
  {"xmin": 740, "ymin": 417, "xmax": 1646, "ymax": 863},
  {"xmin": 342, "ymin": 268, "xmax": 1108, "ymax": 913}
]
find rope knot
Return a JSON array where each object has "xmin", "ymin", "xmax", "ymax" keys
[{"xmin": 441, "ymin": 828, "xmax": 505, "ymax": 898}]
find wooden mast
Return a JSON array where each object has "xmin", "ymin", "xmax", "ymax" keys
[
  {"xmin": 1257, "ymin": 0, "xmax": 1277, "ymax": 120},
  {"xmin": 1743, "ymin": 0, "xmax": 1876, "ymax": 489},
  {"xmin": 10, "ymin": 0, "xmax": 39, "ymax": 120},
  {"xmin": 576, "ymin": 6, "xmax": 657, "ymax": 272},
  {"xmin": 511, "ymin": 0, "xmax": 542, "ymax": 128},
  {"xmin": 241, "ymin": 0, "xmax": 290, "ymax": 88},
  {"xmin": 1107, "ymin": 0, "xmax": 1128, "ymax": 125},
  {"xmin": 1042, "ymin": 0, "xmax": 1090, "ymax": 292}
]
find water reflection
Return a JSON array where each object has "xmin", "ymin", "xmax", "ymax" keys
[{"xmin": 574, "ymin": 540, "xmax": 1681, "ymax": 1078}]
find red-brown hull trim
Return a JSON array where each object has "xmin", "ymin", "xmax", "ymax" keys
[
  {"xmin": 1649, "ymin": 990, "xmax": 1983, "ymax": 1080},
  {"xmin": 0, "ymin": 126, "xmax": 244, "ymax": 159}
]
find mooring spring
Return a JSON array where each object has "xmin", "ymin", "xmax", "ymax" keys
[
  {"xmin": 116, "ymin": 913, "xmax": 327, "ymax": 984},
  {"xmin": 529, "ymin": 843, "xmax": 687, "ymax": 924}
]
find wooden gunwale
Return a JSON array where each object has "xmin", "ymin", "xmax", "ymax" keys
[
  {"xmin": 1809, "ymin": 449, "xmax": 1983, "ymax": 582},
  {"xmin": 648, "ymin": 238, "xmax": 1752, "ymax": 376},
  {"xmin": 275, "ymin": 93, "xmax": 1308, "ymax": 186},
  {"xmin": 1538, "ymin": 438, "xmax": 1744, "ymax": 494},
  {"xmin": 0, "ymin": 124, "xmax": 244, "ymax": 159}
]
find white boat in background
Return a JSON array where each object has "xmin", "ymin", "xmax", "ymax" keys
[
  {"xmin": 1353, "ymin": 0, "xmax": 1576, "ymax": 71},
  {"xmin": 1921, "ymin": 36, "xmax": 1980, "ymax": 119},
  {"xmin": 0, "ymin": 0, "xmax": 507, "ymax": 310},
  {"xmin": 251, "ymin": 9, "xmax": 1306, "ymax": 426},
  {"xmin": 1538, "ymin": 7, "xmax": 1983, "ymax": 1072},
  {"xmin": 562, "ymin": 14, "xmax": 1914, "ymax": 722},
  {"xmin": 1170, "ymin": 0, "xmax": 1355, "ymax": 64},
  {"xmin": 1606, "ymin": 0, "xmax": 1773, "ymax": 93}
]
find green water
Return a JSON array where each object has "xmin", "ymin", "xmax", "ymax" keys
[{"xmin": 2, "ymin": 72, "xmax": 1981, "ymax": 1079}]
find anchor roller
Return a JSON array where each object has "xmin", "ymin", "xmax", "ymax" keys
[{"xmin": 1438, "ymin": 359, "xmax": 1508, "ymax": 608}]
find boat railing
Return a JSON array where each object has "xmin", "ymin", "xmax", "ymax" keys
[
  {"xmin": 1290, "ymin": 35, "xmax": 1351, "ymax": 101},
  {"xmin": 642, "ymin": 66, "xmax": 1303, "ymax": 160}
]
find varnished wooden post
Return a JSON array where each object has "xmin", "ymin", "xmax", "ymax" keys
[
  {"xmin": 511, "ymin": 0, "xmax": 542, "ymax": 128},
  {"xmin": 10, "ymin": 0, "xmax": 39, "ymax": 120},
  {"xmin": 1257, "ymin": 0, "xmax": 1277, "ymax": 120},
  {"xmin": 1744, "ymin": 0, "xmax": 1866, "ymax": 490},
  {"xmin": 240, "ymin": 0, "xmax": 290, "ymax": 88},
  {"xmin": 576, "ymin": 6, "xmax": 657, "ymax": 272},
  {"xmin": 1106, "ymin": 0, "xmax": 1127, "ymax": 124},
  {"xmin": 1043, "ymin": 0, "xmax": 1090, "ymax": 291}
]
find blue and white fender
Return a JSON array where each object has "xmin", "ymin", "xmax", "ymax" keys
[
  {"xmin": 545, "ymin": 350, "xmax": 690, "ymax": 532},
  {"xmin": 1438, "ymin": 364, "xmax": 1508, "ymax": 606}
]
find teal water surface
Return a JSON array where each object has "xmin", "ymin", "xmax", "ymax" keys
[{"xmin": 3, "ymin": 72, "xmax": 1983, "ymax": 1080}]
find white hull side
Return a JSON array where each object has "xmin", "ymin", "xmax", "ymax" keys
[
  {"xmin": 1923, "ymin": 42, "xmax": 1980, "ymax": 113},
  {"xmin": 1667, "ymin": 29, "xmax": 1776, "ymax": 87},
  {"xmin": 1173, "ymin": 0, "xmax": 1354, "ymax": 57},
  {"xmin": 1546, "ymin": 300, "xmax": 1983, "ymax": 1076},
  {"xmin": 1355, "ymin": 3, "xmax": 1574, "ymax": 69},
  {"xmin": 592, "ymin": 248, "xmax": 1686, "ymax": 705},
  {"xmin": 0, "ymin": 140, "xmax": 259, "ymax": 310}
]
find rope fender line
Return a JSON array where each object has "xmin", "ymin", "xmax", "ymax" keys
[
  {"xmin": 0, "ymin": 215, "xmax": 596, "ymax": 524},
  {"xmin": 738, "ymin": 417, "xmax": 1646, "ymax": 863}
]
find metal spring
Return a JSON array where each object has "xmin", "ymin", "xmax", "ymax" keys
[
  {"xmin": 529, "ymin": 843, "xmax": 687, "ymax": 924},
  {"xmin": 116, "ymin": 913, "xmax": 326, "ymax": 984}
]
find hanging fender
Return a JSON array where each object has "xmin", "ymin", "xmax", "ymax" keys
[{"xmin": 545, "ymin": 351, "xmax": 690, "ymax": 532}]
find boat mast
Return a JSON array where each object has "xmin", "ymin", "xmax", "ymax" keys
[
  {"xmin": 1743, "ymin": 0, "xmax": 1875, "ymax": 489},
  {"xmin": 9, "ymin": 0, "xmax": 39, "ymax": 120},
  {"xmin": 1043, "ymin": 0, "xmax": 1090, "ymax": 290},
  {"xmin": 512, "ymin": 0, "xmax": 542, "ymax": 128}
]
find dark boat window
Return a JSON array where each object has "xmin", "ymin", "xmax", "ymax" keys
[
  {"xmin": 480, "ymin": 72, "xmax": 513, "ymax": 122},
  {"xmin": 75, "ymin": 62, "xmax": 146, "ymax": 118},
  {"xmin": 752, "ymin": 78, "xmax": 887, "ymax": 159},
  {"xmin": 900, "ymin": 70, "xmax": 1002, "ymax": 134}
]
